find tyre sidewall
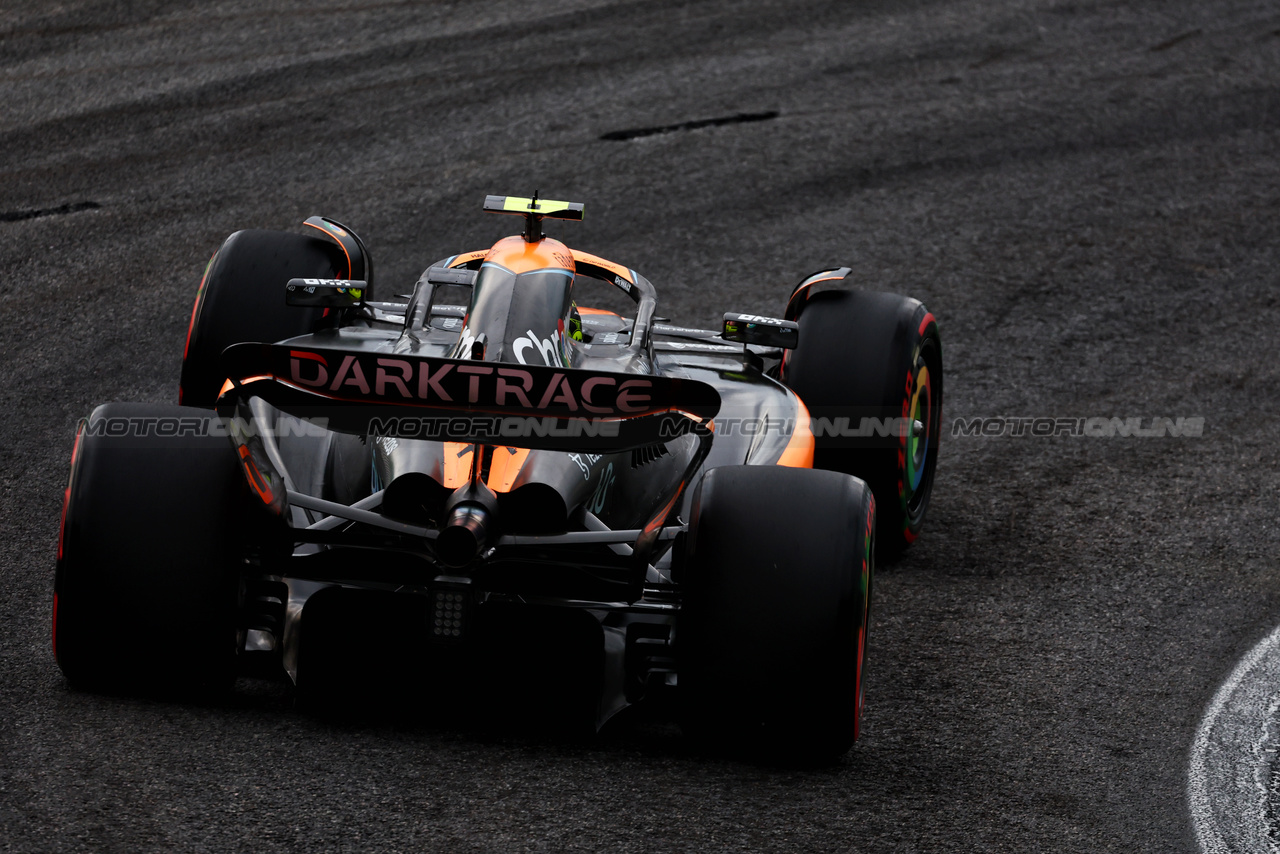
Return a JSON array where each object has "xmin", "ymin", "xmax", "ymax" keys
[
  {"xmin": 180, "ymin": 229, "xmax": 341, "ymax": 407},
  {"xmin": 55, "ymin": 403, "xmax": 255, "ymax": 692},
  {"xmin": 783, "ymin": 289, "xmax": 942, "ymax": 554},
  {"xmin": 680, "ymin": 465, "xmax": 875, "ymax": 762}
]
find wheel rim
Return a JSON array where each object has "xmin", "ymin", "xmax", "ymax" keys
[
  {"xmin": 903, "ymin": 338, "xmax": 940, "ymax": 523},
  {"xmin": 906, "ymin": 363, "xmax": 931, "ymax": 494}
]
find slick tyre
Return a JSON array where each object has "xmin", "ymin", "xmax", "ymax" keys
[
  {"xmin": 54, "ymin": 403, "xmax": 256, "ymax": 694},
  {"xmin": 179, "ymin": 229, "xmax": 346, "ymax": 408},
  {"xmin": 782, "ymin": 289, "xmax": 942, "ymax": 557},
  {"xmin": 679, "ymin": 465, "xmax": 875, "ymax": 764}
]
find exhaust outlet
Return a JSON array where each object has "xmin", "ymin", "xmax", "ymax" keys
[{"xmin": 436, "ymin": 502, "xmax": 494, "ymax": 568}]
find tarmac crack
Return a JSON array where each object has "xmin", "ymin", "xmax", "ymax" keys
[
  {"xmin": 0, "ymin": 200, "xmax": 100, "ymax": 223},
  {"xmin": 599, "ymin": 111, "xmax": 779, "ymax": 141}
]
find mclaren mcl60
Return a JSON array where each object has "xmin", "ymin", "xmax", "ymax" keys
[{"xmin": 54, "ymin": 195, "xmax": 942, "ymax": 761}]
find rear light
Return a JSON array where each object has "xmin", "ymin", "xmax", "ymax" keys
[{"xmin": 430, "ymin": 584, "xmax": 471, "ymax": 640}]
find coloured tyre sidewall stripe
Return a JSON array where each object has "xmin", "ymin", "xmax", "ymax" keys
[{"xmin": 907, "ymin": 363, "xmax": 931, "ymax": 493}]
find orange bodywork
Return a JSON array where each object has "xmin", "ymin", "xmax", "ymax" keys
[
  {"xmin": 485, "ymin": 446, "xmax": 531, "ymax": 492},
  {"xmin": 571, "ymin": 248, "xmax": 633, "ymax": 283},
  {"xmin": 442, "ymin": 442, "xmax": 475, "ymax": 489},
  {"xmin": 303, "ymin": 220, "xmax": 352, "ymax": 279},
  {"xmin": 776, "ymin": 395, "xmax": 815, "ymax": 469},
  {"xmin": 237, "ymin": 444, "xmax": 276, "ymax": 505},
  {"xmin": 643, "ymin": 492, "xmax": 681, "ymax": 533},
  {"xmin": 485, "ymin": 235, "xmax": 575, "ymax": 274},
  {"xmin": 448, "ymin": 249, "xmax": 488, "ymax": 268},
  {"xmin": 218, "ymin": 376, "xmax": 274, "ymax": 399},
  {"xmin": 441, "ymin": 442, "xmax": 530, "ymax": 492}
]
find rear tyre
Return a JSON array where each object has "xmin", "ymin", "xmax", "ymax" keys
[
  {"xmin": 179, "ymin": 229, "xmax": 345, "ymax": 408},
  {"xmin": 54, "ymin": 403, "xmax": 256, "ymax": 694},
  {"xmin": 679, "ymin": 465, "xmax": 875, "ymax": 764},
  {"xmin": 782, "ymin": 289, "xmax": 942, "ymax": 557}
]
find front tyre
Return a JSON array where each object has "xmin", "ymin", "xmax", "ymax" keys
[
  {"xmin": 782, "ymin": 289, "xmax": 942, "ymax": 557},
  {"xmin": 54, "ymin": 403, "xmax": 258, "ymax": 693},
  {"xmin": 180, "ymin": 229, "xmax": 345, "ymax": 408},
  {"xmin": 678, "ymin": 465, "xmax": 875, "ymax": 764}
]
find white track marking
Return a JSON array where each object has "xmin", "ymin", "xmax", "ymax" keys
[{"xmin": 1188, "ymin": 623, "xmax": 1280, "ymax": 853}]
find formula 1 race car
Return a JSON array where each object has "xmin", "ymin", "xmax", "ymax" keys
[{"xmin": 53, "ymin": 195, "xmax": 941, "ymax": 761}]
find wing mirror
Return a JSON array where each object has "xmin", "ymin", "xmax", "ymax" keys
[
  {"xmin": 285, "ymin": 278, "xmax": 368, "ymax": 308},
  {"xmin": 721, "ymin": 312, "xmax": 799, "ymax": 349}
]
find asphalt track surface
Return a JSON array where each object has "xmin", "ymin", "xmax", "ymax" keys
[{"xmin": 1, "ymin": 1, "xmax": 1278, "ymax": 851}]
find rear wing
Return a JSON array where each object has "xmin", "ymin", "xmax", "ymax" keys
[{"xmin": 214, "ymin": 342, "xmax": 719, "ymax": 454}]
